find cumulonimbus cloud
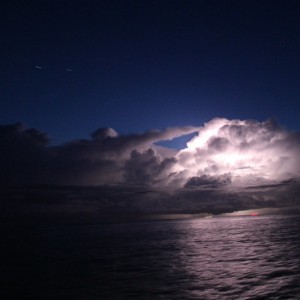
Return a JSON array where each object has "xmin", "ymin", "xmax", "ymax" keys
[
  {"xmin": 174, "ymin": 118, "xmax": 300, "ymax": 188},
  {"xmin": 1, "ymin": 118, "xmax": 300, "ymax": 216}
]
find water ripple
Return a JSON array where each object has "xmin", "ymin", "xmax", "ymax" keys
[{"xmin": 2, "ymin": 215, "xmax": 300, "ymax": 299}]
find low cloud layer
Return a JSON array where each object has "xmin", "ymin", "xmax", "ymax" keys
[{"xmin": 1, "ymin": 118, "xmax": 300, "ymax": 217}]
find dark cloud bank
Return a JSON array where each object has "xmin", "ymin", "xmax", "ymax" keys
[{"xmin": 1, "ymin": 118, "xmax": 300, "ymax": 222}]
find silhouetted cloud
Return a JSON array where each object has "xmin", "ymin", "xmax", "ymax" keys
[
  {"xmin": 184, "ymin": 173, "xmax": 232, "ymax": 188},
  {"xmin": 0, "ymin": 123, "xmax": 49, "ymax": 185}
]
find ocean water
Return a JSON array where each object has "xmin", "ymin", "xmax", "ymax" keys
[{"xmin": 2, "ymin": 215, "xmax": 300, "ymax": 299}]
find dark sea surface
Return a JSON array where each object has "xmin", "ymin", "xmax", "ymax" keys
[{"xmin": 2, "ymin": 215, "xmax": 300, "ymax": 299}]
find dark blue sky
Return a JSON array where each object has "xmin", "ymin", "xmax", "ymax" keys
[{"xmin": 1, "ymin": 0, "xmax": 300, "ymax": 145}]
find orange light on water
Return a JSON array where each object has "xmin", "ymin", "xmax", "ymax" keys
[{"xmin": 250, "ymin": 212, "xmax": 258, "ymax": 216}]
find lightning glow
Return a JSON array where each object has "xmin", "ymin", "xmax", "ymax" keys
[{"xmin": 169, "ymin": 118, "xmax": 300, "ymax": 188}]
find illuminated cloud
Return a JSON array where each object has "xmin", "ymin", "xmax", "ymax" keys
[
  {"xmin": 1, "ymin": 118, "xmax": 300, "ymax": 217},
  {"xmin": 175, "ymin": 118, "xmax": 300, "ymax": 188}
]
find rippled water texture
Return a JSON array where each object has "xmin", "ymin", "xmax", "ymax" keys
[{"xmin": 2, "ymin": 215, "xmax": 300, "ymax": 299}]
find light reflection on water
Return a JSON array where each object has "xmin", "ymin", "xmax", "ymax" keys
[
  {"xmin": 2, "ymin": 215, "xmax": 300, "ymax": 299},
  {"xmin": 175, "ymin": 217, "xmax": 300, "ymax": 299}
]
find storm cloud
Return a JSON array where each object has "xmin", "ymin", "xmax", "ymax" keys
[{"xmin": 1, "ymin": 118, "xmax": 300, "ymax": 218}]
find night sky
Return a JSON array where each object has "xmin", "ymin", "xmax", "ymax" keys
[
  {"xmin": 1, "ymin": 1, "xmax": 300, "ymax": 218},
  {"xmin": 1, "ymin": 0, "xmax": 300, "ymax": 145}
]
